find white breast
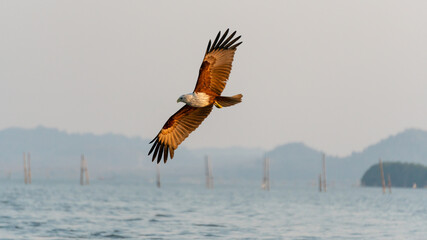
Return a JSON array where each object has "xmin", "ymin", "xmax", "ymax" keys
[{"xmin": 185, "ymin": 92, "xmax": 211, "ymax": 107}]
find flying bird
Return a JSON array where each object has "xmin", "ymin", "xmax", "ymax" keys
[{"xmin": 148, "ymin": 29, "xmax": 243, "ymax": 164}]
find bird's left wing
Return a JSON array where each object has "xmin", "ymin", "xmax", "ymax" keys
[
  {"xmin": 194, "ymin": 29, "xmax": 242, "ymax": 96},
  {"xmin": 149, "ymin": 105, "xmax": 213, "ymax": 163}
]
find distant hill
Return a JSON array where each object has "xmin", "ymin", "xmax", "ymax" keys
[
  {"xmin": 327, "ymin": 129, "xmax": 427, "ymax": 182},
  {"xmin": 361, "ymin": 162, "xmax": 427, "ymax": 188},
  {"xmin": 0, "ymin": 126, "xmax": 151, "ymax": 180},
  {"xmin": 1, "ymin": 126, "xmax": 427, "ymax": 185},
  {"xmin": 260, "ymin": 128, "xmax": 427, "ymax": 184}
]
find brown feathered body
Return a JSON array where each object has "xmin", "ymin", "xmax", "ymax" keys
[{"xmin": 149, "ymin": 29, "xmax": 243, "ymax": 163}]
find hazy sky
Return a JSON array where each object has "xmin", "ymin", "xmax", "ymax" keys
[{"xmin": 1, "ymin": 0, "xmax": 426, "ymax": 156}]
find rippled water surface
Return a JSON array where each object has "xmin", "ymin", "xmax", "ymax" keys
[{"xmin": 1, "ymin": 180, "xmax": 426, "ymax": 239}]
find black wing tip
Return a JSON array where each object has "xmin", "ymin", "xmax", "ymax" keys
[
  {"xmin": 207, "ymin": 29, "xmax": 242, "ymax": 53},
  {"xmin": 230, "ymin": 41, "xmax": 242, "ymax": 49},
  {"xmin": 148, "ymin": 139, "xmax": 172, "ymax": 164},
  {"xmin": 149, "ymin": 136, "xmax": 158, "ymax": 144}
]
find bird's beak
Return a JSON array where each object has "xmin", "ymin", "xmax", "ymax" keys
[{"xmin": 177, "ymin": 98, "xmax": 180, "ymax": 103}]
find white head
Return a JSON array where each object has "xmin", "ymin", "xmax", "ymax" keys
[{"xmin": 177, "ymin": 94, "xmax": 192, "ymax": 104}]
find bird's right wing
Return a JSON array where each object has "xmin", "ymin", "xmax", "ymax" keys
[{"xmin": 149, "ymin": 105, "xmax": 213, "ymax": 163}]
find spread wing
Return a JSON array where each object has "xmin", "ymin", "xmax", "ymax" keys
[
  {"xmin": 194, "ymin": 29, "xmax": 242, "ymax": 96},
  {"xmin": 148, "ymin": 105, "xmax": 213, "ymax": 163}
]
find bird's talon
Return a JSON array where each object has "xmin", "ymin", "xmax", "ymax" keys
[{"xmin": 215, "ymin": 101, "xmax": 223, "ymax": 108}]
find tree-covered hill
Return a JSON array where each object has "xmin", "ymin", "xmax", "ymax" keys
[{"xmin": 361, "ymin": 162, "xmax": 427, "ymax": 188}]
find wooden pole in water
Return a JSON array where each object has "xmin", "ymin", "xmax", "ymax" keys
[
  {"xmin": 80, "ymin": 154, "xmax": 84, "ymax": 186},
  {"xmin": 387, "ymin": 174, "xmax": 392, "ymax": 194},
  {"xmin": 208, "ymin": 157, "xmax": 213, "ymax": 189},
  {"xmin": 262, "ymin": 157, "xmax": 266, "ymax": 190},
  {"xmin": 379, "ymin": 158, "xmax": 386, "ymax": 194},
  {"xmin": 319, "ymin": 174, "xmax": 322, "ymax": 192},
  {"xmin": 84, "ymin": 157, "xmax": 89, "ymax": 185},
  {"xmin": 262, "ymin": 156, "xmax": 270, "ymax": 191},
  {"xmin": 27, "ymin": 152, "xmax": 32, "ymax": 184},
  {"xmin": 205, "ymin": 156, "xmax": 209, "ymax": 188},
  {"xmin": 266, "ymin": 157, "xmax": 270, "ymax": 190},
  {"xmin": 322, "ymin": 153, "xmax": 327, "ymax": 192},
  {"xmin": 23, "ymin": 152, "xmax": 28, "ymax": 184},
  {"xmin": 205, "ymin": 156, "xmax": 213, "ymax": 189},
  {"xmin": 156, "ymin": 164, "xmax": 161, "ymax": 188}
]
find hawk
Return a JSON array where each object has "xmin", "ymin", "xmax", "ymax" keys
[{"xmin": 149, "ymin": 29, "xmax": 243, "ymax": 163}]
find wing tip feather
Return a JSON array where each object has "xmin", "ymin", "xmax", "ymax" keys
[
  {"xmin": 157, "ymin": 144, "xmax": 164, "ymax": 164},
  {"xmin": 149, "ymin": 136, "xmax": 158, "ymax": 144},
  {"xmin": 230, "ymin": 41, "xmax": 242, "ymax": 49},
  {"xmin": 206, "ymin": 29, "xmax": 242, "ymax": 54},
  {"xmin": 149, "ymin": 138, "xmax": 174, "ymax": 164}
]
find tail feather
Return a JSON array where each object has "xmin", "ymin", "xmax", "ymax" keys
[{"xmin": 214, "ymin": 94, "xmax": 243, "ymax": 108}]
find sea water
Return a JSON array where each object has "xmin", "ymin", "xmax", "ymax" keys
[{"xmin": 1, "ymin": 180, "xmax": 426, "ymax": 239}]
